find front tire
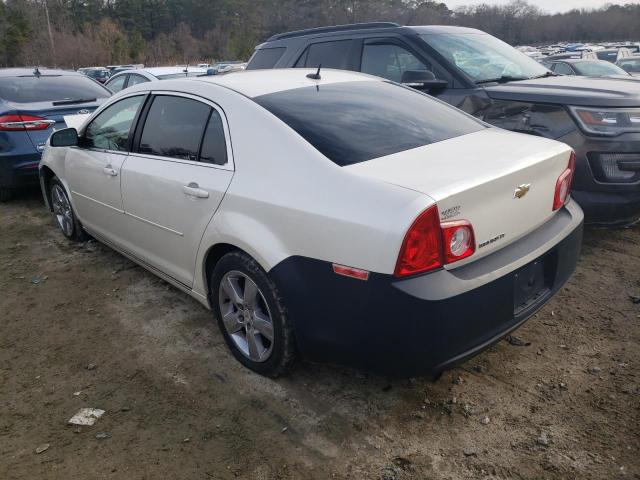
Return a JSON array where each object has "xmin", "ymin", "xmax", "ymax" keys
[
  {"xmin": 50, "ymin": 177, "xmax": 89, "ymax": 242},
  {"xmin": 211, "ymin": 251, "xmax": 296, "ymax": 377}
]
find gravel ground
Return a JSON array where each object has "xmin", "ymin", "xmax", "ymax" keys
[{"xmin": 1, "ymin": 188, "xmax": 639, "ymax": 480}]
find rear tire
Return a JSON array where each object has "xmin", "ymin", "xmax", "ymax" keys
[
  {"xmin": 50, "ymin": 177, "xmax": 89, "ymax": 242},
  {"xmin": 211, "ymin": 251, "xmax": 297, "ymax": 377},
  {"xmin": 0, "ymin": 188, "xmax": 13, "ymax": 202}
]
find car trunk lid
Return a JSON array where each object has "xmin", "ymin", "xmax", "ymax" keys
[
  {"xmin": 5, "ymin": 100, "xmax": 103, "ymax": 153},
  {"xmin": 345, "ymin": 128, "xmax": 573, "ymax": 266}
]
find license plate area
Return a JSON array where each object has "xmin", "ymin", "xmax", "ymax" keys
[{"xmin": 513, "ymin": 253, "xmax": 556, "ymax": 317}]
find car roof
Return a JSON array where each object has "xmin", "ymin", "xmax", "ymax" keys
[
  {"xmin": 0, "ymin": 68, "xmax": 80, "ymax": 77},
  {"xmin": 553, "ymin": 59, "xmax": 608, "ymax": 64},
  {"xmin": 137, "ymin": 68, "xmax": 379, "ymax": 99},
  {"xmin": 261, "ymin": 23, "xmax": 484, "ymax": 45}
]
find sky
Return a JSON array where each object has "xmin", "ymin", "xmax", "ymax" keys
[{"xmin": 442, "ymin": 0, "xmax": 640, "ymax": 13}]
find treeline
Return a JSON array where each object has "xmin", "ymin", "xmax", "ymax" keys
[{"xmin": 1, "ymin": 0, "xmax": 639, "ymax": 68}]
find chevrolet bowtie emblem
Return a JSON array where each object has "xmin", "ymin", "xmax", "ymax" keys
[{"xmin": 514, "ymin": 184, "xmax": 531, "ymax": 199}]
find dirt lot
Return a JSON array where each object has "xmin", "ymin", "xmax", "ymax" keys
[{"xmin": 1, "ymin": 188, "xmax": 639, "ymax": 480}]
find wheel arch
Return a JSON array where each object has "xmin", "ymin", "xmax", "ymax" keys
[{"xmin": 40, "ymin": 165, "xmax": 57, "ymax": 211}]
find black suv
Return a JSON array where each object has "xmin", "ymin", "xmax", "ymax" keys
[{"xmin": 247, "ymin": 23, "xmax": 640, "ymax": 226}]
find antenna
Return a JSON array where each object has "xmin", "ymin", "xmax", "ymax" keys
[{"xmin": 306, "ymin": 65, "xmax": 321, "ymax": 80}]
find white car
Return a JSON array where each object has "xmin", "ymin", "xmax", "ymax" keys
[
  {"xmin": 104, "ymin": 66, "xmax": 208, "ymax": 93},
  {"xmin": 39, "ymin": 69, "xmax": 583, "ymax": 377}
]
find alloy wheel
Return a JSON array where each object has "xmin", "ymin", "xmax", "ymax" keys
[
  {"xmin": 218, "ymin": 271, "xmax": 275, "ymax": 362},
  {"xmin": 51, "ymin": 184, "xmax": 74, "ymax": 237}
]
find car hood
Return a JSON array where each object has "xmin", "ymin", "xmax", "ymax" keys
[{"xmin": 484, "ymin": 76, "xmax": 640, "ymax": 107}]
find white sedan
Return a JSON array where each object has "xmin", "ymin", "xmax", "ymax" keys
[{"xmin": 39, "ymin": 69, "xmax": 583, "ymax": 377}]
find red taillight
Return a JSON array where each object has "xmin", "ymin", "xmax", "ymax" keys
[
  {"xmin": 0, "ymin": 114, "xmax": 55, "ymax": 131},
  {"xmin": 394, "ymin": 206, "xmax": 443, "ymax": 277},
  {"xmin": 394, "ymin": 206, "xmax": 476, "ymax": 278},
  {"xmin": 553, "ymin": 151, "xmax": 576, "ymax": 211}
]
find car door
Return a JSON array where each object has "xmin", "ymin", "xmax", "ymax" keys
[
  {"xmin": 65, "ymin": 94, "xmax": 146, "ymax": 242},
  {"xmin": 119, "ymin": 93, "xmax": 234, "ymax": 287}
]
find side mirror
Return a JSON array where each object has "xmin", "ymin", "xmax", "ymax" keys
[
  {"xmin": 401, "ymin": 70, "xmax": 448, "ymax": 91},
  {"xmin": 50, "ymin": 128, "xmax": 78, "ymax": 147}
]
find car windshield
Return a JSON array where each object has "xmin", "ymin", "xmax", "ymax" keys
[
  {"xmin": 573, "ymin": 61, "xmax": 628, "ymax": 77},
  {"xmin": 254, "ymin": 81, "xmax": 484, "ymax": 166},
  {"xmin": 422, "ymin": 33, "xmax": 548, "ymax": 83},
  {"xmin": 0, "ymin": 75, "xmax": 111, "ymax": 103},
  {"xmin": 618, "ymin": 58, "xmax": 640, "ymax": 72}
]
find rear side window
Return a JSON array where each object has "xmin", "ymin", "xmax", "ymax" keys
[
  {"xmin": 553, "ymin": 63, "xmax": 574, "ymax": 75},
  {"xmin": 0, "ymin": 75, "xmax": 110, "ymax": 103},
  {"xmin": 254, "ymin": 81, "xmax": 484, "ymax": 166},
  {"xmin": 127, "ymin": 74, "xmax": 149, "ymax": 86},
  {"xmin": 294, "ymin": 40, "xmax": 353, "ymax": 69},
  {"xmin": 247, "ymin": 47, "xmax": 286, "ymax": 69},
  {"xmin": 199, "ymin": 111, "xmax": 228, "ymax": 165},
  {"xmin": 138, "ymin": 96, "xmax": 210, "ymax": 161},
  {"xmin": 106, "ymin": 75, "xmax": 127, "ymax": 92}
]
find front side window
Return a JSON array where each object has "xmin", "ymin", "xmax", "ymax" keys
[
  {"xmin": 361, "ymin": 43, "xmax": 430, "ymax": 83},
  {"xmin": 254, "ymin": 81, "xmax": 484, "ymax": 166},
  {"xmin": 84, "ymin": 95, "xmax": 144, "ymax": 151},
  {"xmin": 106, "ymin": 75, "xmax": 127, "ymax": 92},
  {"xmin": 295, "ymin": 40, "xmax": 353, "ymax": 69},
  {"xmin": 199, "ymin": 111, "xmax": 228, "ymax": 165},
  {"xmin": 423, "ymin": 33, "xmax": 548, "ymax": 83},
  {"xmin": 138, "ymin": 96, "xmax": 210, "ymax": 161}
]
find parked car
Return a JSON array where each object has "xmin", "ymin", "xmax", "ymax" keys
[
  {"xmin": 248, "ymin": 23, "xmax": 640, "ymax": 226},
  {"xmin": 0, "ymin": 68, "xmax": 110, "ymax": 201},
  {"xmin": 78, "ymin": 67, "xmax": 111, "ymax": 84},
  {"xmin": 106, "ymin": 64, "xmax": 144, "ymax": 75},
  {"xmin": 543, "ymin": 52, "xmax": 583, "ymax": 61},
  {"xmin": 616, "ymin": 56, "xmax": 640, "ymax": 76},
  {"xmin": 40, "ymin": 69, "xmax": 583, "ymax": 377},
  {"xmin": 595, "ymin": 48, "xmax": 626, "ymax": 63},
  {"xmin": 104, "ymin": 66, "xmax": 208, "ymax": 93},
  {"xmin": 541, "ymin": 59, "xmax": 633, "ymax": 79}
]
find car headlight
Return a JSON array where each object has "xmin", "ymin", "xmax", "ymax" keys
[{"xmin": 569, "ymin": 106, "xmax": 640, "ymax": 136}]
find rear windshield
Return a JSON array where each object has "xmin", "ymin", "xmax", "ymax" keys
[
  {"xmin": 0, "ymin": 75, "xmax": 110, "ymax": 103},
  {"xmin": 254, "ymin": 81, "xmax": 484, "ymax": 166}
]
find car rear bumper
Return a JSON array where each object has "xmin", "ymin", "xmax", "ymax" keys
[
  {"xmin": 269, "ymin": 200, "xmax": 584, "ymax": 377},
  {"xmin": 0, "ymin": 152, "xmax": 41, "ymax": 189}
]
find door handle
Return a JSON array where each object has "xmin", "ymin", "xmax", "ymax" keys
[
  {"xmin": 182, "ymin": 182, "xmax": 209, "ymax": 198},
  {"xmin": 102, "ymin": 166, "xmax": 118, "ymax": 176}
]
